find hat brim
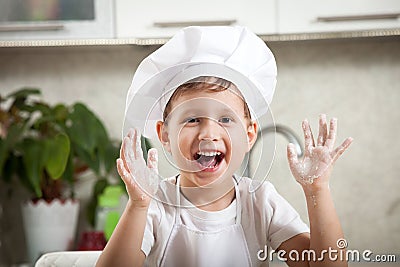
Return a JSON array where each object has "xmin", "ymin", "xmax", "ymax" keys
[{"xmin": 123, "ymin": 62, "xmax": 275, "ymax": 139}]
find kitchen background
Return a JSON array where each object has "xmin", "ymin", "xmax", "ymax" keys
[{"xmin": 0, "ymin": 0, "xmax": 399, "ymax": 265}]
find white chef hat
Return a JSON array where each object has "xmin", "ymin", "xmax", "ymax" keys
[{"xmin": 123, "ymin": 25, "xmax": 277, "ymax": 138}]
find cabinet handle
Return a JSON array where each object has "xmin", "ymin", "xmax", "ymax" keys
[
  {"xmin": 153, "ymin": 19, "xmax": 236, "ymax": 28},
  {"xmin": 0, "ymin": 23, "xmax": 64, "ymax": 32},
  {"xmin": 317, "ymin": 13, "xmax": 400, "ymax": 22}
]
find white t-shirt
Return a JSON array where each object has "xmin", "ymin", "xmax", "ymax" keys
[{"xmin": 142, "ymin": 177, "xmax": 309, "ymax": 266}]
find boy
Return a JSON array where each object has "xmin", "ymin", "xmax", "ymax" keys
[{"xmin": 96, "ymin": 26, "xmax": 352, "ymax": 267}]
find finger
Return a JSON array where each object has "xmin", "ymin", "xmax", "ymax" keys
[
  {"xmin": 302, "ymin": 119, "xmax": 314, "ymax": 155},
  {"xmin": 287, "ymin": 143, "xmax": 299, "ymax": 171},
  {"xmin": 121, "ymin": 128, "xmax": 136, "ymax": 161},
  {"xmin": 117, "ymin": 137, "xmax": 127, "ymax": 168},
  {"xmin": 147, "ymin": 148, "xmax": 159, "ymax": 174},
  {"xmin": 117, "ymin": 158, "xmax": 144, "ymax": 198},
  {"xmin": 308, "ymin": 120, "xmax": 316, "ymax": 147},
  {"xmin": 325, "ymin": 117, "xmax": 337, "ymax": 150},
  {"xmin": 117, "ymin": 158, "xmax": 133, "ymax": 186},
  {"xmin": 125, "ymin": 128, "xmax": 135, "ymax": 155},
  {"xmin": 123, "ymin": 136, "xmax": 136, "ymax": 168},
  {"xmin": 120, "ymin": 137, "xmax": 131, "ymax": 172},
  {"xmin": 126, "ymin": 128, "xmax": 135, "ymax": 139},
  {"xmin": 332, "ymin": 137, "xmax": 353, "ymax": 162},
  {"xmin": 125, "ymin": 128, "xmax": 137, "ymax": 158},
  {"xmin": 317, "ymin": 114, "xmax": 327, "ymax": 146},
  {"xmin": 132, "ymin": 128, "xmax": 144, "ymax": 160}
]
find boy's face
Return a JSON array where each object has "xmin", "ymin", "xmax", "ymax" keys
[{"xmin": 157, "ymin": 86, "xmax": 257, "ymax": 188}]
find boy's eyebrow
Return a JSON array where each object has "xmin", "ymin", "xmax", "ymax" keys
[
  {"xmin": 220, "ymin": 107, "xmax": 239, "ymax": 114},
  {"xmin": 179, "ymin": 107, "xmax": 241, "ymax": 117}
]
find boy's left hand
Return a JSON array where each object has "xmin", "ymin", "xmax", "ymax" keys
[{"xmin": 287, "ymin": 114, "xmax": 353, "ymax": 191}]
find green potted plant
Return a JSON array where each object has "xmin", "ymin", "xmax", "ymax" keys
[{"xmin": 0, "ymin": 88, "xmax": 120, "ymax": 264}]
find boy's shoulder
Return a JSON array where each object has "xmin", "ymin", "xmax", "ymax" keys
[
  {"xmin": 237, "ymin": 176, "xmax": 277, "ymax": 197},
  {"xmin": 237, "ymin": 176, "xmax": 291, "ymax": 211}
]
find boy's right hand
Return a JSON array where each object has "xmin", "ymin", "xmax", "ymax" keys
[{"xmin": 117, "ymin": 128, "xmax": 159, "ymax": 209}]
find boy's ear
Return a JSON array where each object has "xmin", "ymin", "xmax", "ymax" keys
[
  {"xmin": 247, "ymin": 121, "xmax": 258, "ymax": 152},
  {"xmin": 156, "ymin": 121, "xmax": 171, "ymax": 152}
]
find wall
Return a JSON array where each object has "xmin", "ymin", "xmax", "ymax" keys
[
  {"xmin": 1, "ymin": 36, "xmax": 399, "ymax": 263},
  {"xmin": 268, "ymin": 38, "xmax": 400, "ymax": 254}
]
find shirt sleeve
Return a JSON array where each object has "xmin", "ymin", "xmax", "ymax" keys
[
  {"xmin": 264, "ymin": 183, "xmax": 310, "ymax": 250},
  {"xmin": 141, "ymin": 199, "xmax": 162, "ymax": 256}
]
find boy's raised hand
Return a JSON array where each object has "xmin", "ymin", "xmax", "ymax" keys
[
  {"xmin": 117, "ymin": 128, "xmax": 159, "ymax": 208},
  {"xmin": 287, "ymin": 114, "xmax": 353, "ymax": 190}
]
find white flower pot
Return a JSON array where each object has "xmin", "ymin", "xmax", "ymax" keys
[{"xmin": 21, "ymin": 199, "xmax": 79, "ymax": 265}]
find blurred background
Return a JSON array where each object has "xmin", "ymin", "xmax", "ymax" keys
[{"xmin": 0, "ymin": 0, "xmax": 399, "ymax": 266}]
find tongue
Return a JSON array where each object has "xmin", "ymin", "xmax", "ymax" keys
[{"xmin": 197, "ymin": 155, "xmax": 217, "ymax": 168}]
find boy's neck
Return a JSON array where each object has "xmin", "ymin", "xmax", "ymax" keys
[
  {"xmin": 197, "ymin": 187, "xmax": 235, "ymax": 212},
  {"xmin": 178, "ymin": 175, "xmax": 236, "ymax": 212}
]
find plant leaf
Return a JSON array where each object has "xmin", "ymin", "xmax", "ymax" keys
[
  {"xmin": 8, "ymin": 88, "xmax": 42, "ymax": 115},
  {"xmin": 104, "ymin": 141, "xmax": 120, "ymax": 174},
  {"xmin": 44, "ymin": 133, "xmax": 70, "ymax": 179},
  {"xmin": 0, "ymin": 123, "xmax": 27, "ymax": 179},
  {"xmin": 67, "ymin": 103, "xmax": 99, "ymax": 156},
  {"xmin": 53, "ymin": 104, "xmax": 69, "ymax": 122},
  {"xmin": 74, "ymin": 145, "xmax": 100, "ymax": 174},
  {"xmin": 62, "ymin": 148, "xmax": 74, "ymax": 183},
  {"xmin": 6, "ymin": 88, "xmax": 41, "ymax": 100},
  {"xmin": 4, "ymin": 122, "xmax": 27, "ymax": 147},
  {"xmin": 67, "ymin": 103, "xmax": 113, "ymax": 175},
  {"xmin": 22, "ymin": 138, "xmax": 44, "ymax": 198}
]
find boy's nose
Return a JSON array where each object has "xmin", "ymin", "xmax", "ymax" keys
[{"xmin": 198, "ymin": 118, "xmax": 221, "ymax": 141}]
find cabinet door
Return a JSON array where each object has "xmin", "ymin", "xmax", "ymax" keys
[
  {"xmin": 115, "ymin": 0, "xmax": 276, "ymax": 38},
  {"xmin": 278, "ymin": 0, "xmax": 400, "ymax": 34},
  {"xmin": 0, "ymin": 0, "xmax": 114, "ymax": 40}
]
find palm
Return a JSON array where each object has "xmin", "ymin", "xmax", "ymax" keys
[
  {"xmin": 287, "ymin": 115, "xmax": 352, "ymax": 187},
  {"xmin": 293, "ymin": 146, "xmax": 333, "ymax": 185},
  {"xmin": 118, "ymin": 128, "xmax": 159, "ymax": 206}
]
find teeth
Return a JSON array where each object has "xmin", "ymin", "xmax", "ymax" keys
[{"xmin": 196, "ymin": 151, "xmax": 221, "ymax": 157}]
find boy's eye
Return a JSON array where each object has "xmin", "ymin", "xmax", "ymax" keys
[{"xmin": 219, "ymin": 117, "xmax": 233, "ymax": 124}]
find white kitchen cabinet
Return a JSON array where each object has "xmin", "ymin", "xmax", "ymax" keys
[
  {"xmin": 115, "ymin": 0, "xmax": 276, "ymax": 38},
  {"xmin": 278, "ymin": 0, "xmax": 400, "ymax": 34},
  {"xmin": 0, "ymin": 0, "xmax": 114, "ymax": 40}
]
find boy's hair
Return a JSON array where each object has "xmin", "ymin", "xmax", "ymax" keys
[{"xmin": 163, "ymin": 76, "xmax": 252, "ymax": 123}]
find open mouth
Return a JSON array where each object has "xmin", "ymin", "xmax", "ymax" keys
[{"xmin": 193, "ymin": 151, "xmax": 225, "ymax": 170}]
